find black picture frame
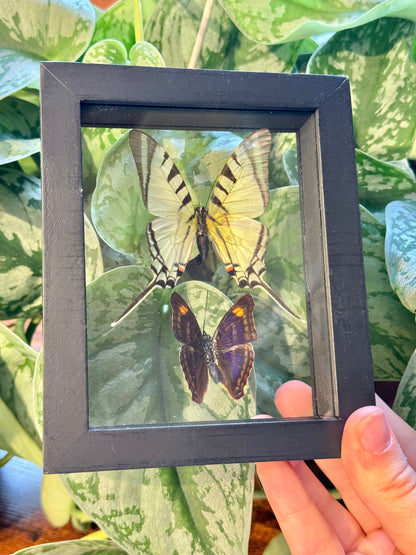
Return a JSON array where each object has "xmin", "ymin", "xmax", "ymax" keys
[{"xmin": 41, "ymin": 62, "xmax": 374, "ymax": 473}]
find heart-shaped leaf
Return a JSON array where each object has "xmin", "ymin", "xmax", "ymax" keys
[
  {"xmin": 393, "ymin": 348, "xmax": 416, "ymax": 426},
  {"xmin": 0, "ymin": 96, "xmax": 40, "ymax": 164},
  {"xmin": 218, "ymin": 0, "xmax": 416, "ymax": 44},
  {"xmin": 308, "ymin": 18, "xmax": 416, "ymax": 159},
  {"xmin": 385, "ymin": 200, "xmax": 416, "ymax": 313},
  {"xmin": 360, "ymin": 206, "xmax": 416, "ymax": 380},
  {"xmin": 10, "ymin": 539, "xmax": 128, "ymax": 555},
  {"xmin": 145, "ymin": 0, "xmax": 313, "ymax": 72},
  {"xmin": 32, "ymin": 271, "xmax": 256, "ymax": 553},
  {"xmin": 0, "ymin": 323, "xmax": 42, "ymax": 464},
  {"xmin": 356, "ymin": 150, "xmax": 416, "ymax": 221},
  {"xmin": 0, "ymin": 0, "xmax": 95, "ymax": 99},
  {"xmin": 83, "ymin": 39, "xmax": 129, "ymax": 64},
  {"xmin": 0, "ymin": 165, "xmax": 103, "ymax": 318}
]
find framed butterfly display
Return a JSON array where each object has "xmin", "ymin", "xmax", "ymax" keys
[{"xmin": 41, "ymin": 63, "xmax": 374, "ymax": 473}]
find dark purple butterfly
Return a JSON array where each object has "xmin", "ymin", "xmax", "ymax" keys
[{"xmin": 170, "ymin": 291, "xmax": 257, "ymax": 404}]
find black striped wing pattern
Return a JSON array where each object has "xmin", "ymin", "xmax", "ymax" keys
[
  {"xmin": 170, "ymin": 291, "xmax": 257, "ymax": 404},
  {"xmin": 112, "ymin": 129, "xmax": 301, "ymax": 326}
]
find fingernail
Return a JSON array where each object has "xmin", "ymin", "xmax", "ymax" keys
[{"xmin": 359, "ymin": 409, "xmax": 392, "ymax": 454}]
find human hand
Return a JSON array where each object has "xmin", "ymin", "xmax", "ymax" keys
[{"xmin": 256, "ymin": 380, "xmax": 416, "ymax": 554}]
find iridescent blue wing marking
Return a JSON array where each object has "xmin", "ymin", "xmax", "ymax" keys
[
  {"xmin": 212, "ymin": 293, "xmax": 257, "ymax": 400},
  {"xmin": 215, "ymin": 345, "xmax": 254, "ymax": 400}
]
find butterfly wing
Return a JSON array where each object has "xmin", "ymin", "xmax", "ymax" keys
[
  {"xmin": 179, "ymin": 346, "xmax": 209, "ymax": 404},
  {"xmin": 170, "ymin": 291, "xmax": 208, "ymax": 404},
  {"xmin": 215, "ymin": 345, "xmax": 254, "ymax": 400},
  {"xmin": 206, "ymin": 128, "xmax": 271, "ymax": 284},
  {"xmin": 129, "ymin": 130, "xmax": 196, "ymax": 219},
  {"xmin": 129, "ymin": 129, "xmax": 198, "ymax": 282},
  {"xmin": 206, "ymin": 129, "xmax": 302, "ymax": 321},
  {"xmin": 208, "ymin": 128, "xmax": 271, "ymax": 220},
  {"xmin": 111, "ymin": 132, "xmax": 199, "ymax": 326},
  {"xmin": 212, "ymin": 293, "xmax": 257, "ymax": 400},
  {"xmin": 214, "ymin": 293, "xmax": 257, "ymax": 348}
]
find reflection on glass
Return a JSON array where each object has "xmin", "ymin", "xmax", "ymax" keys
[{"xmin": 82, "ymin": 128, "xmax": 309, "ymax": 428}]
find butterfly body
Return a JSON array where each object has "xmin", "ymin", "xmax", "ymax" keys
[
  {"xmin": 195, "ymin": 206, "xmax": 210, "ymax": 262},
  {"xmin": 170, "ymin": 291, "xmax": 257, "ymax": 404}
]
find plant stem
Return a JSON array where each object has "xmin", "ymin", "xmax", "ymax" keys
[
  {"xmin": 0, "ymin": 452, "xmax": 13, "ymax": 468},
  {"xmin": 134, "ymin": 0, "xmax": 143, "ymax": 43},
  {"xmin": 13, "ymin": 318, "xmax": 27, "ymax": 343},
  {"xmin": 188, "ymin": 0, "xmax": 215, "ymax": 69},
  {"xmin": 26, "ymin": 314, "xmax": 42, "ymax": 345}
]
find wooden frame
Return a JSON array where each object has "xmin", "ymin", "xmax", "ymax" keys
[{"xmin": 41, "ymin": 62, "xmax": 374, "ymax": 472}]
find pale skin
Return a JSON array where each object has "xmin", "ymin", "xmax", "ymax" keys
[{"xmin": 256, "ymin": 380, "xmax": 416, "ymax": 555}]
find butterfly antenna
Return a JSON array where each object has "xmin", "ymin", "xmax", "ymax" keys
[
  {"xmin": 111, "ymin": 280, "xmax": 159, "ymax": 328},
  {"xmin": 201, "ymin": 289, "xmax": 210, "ymax": 333},
  {"xmin": 256, "ymin": 280, "xmax": 306, "ymax": 324}
]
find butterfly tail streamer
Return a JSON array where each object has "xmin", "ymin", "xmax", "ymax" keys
[
  {"xmin": 111, "ymin": 280, "xmax": 160, "ymax": 328},
  {"xmin": 256, "ymin": 281, "xmax": 306, "ymax": 324}
]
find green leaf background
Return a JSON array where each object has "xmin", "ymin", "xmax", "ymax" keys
[
  {"xmin": 2, "ymin": 1, "xmax": 416, "ymax": 554},
  {"xmin": 0, "ymin": 0, "xmax": 95, "ymax": 99},
  {"xmin": 218, "ymin": 0, "xmax": 416, "ymax": 44}
]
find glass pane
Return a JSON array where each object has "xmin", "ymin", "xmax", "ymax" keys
[{"xmin": 82, "ymin": 127, "xmax": 310, "ymax": 427}]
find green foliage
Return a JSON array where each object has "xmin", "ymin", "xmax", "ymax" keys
[
  {"xmin": 0, "ymin": 0, "xmax": 95, "ymax": 99},
  {"xmin": 2, "ymin": 0, "xmax": 416, "ymax": 554},
  {"xmin": 218, "ymin": 0, "xmax": 416, "ymax": 44}
]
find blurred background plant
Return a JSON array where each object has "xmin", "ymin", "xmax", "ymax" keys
[{"xmin": 1, "ymin": 0, "xmax": 416, "ymax": 553}]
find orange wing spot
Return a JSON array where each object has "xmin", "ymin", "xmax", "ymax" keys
[
  {"xmin": 179, "ymin": 304, "xmax": 188, "ymax": 315},
  {"xmin": 225, "ymin": 264, "xmax": 234, "ymax": 273},
  {"xmin": 178, "ymin": 264, "xmax": 186, "ymax": 274},
  {"xmin": 233, "ymin": 306, "xmax": 245, "ymax": 318}
]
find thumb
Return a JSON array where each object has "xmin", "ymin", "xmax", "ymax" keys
[{"xmin": 342, "ymin": 406, "xmax": 416, "ymax": 553}]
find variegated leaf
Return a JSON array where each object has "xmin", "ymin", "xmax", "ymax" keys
[
  {"xmin": 0, "ymin": 397, "xmax": 42, "ymax": 466},
  {"xmin": 0, "ymin": 96, "xmax": 40, "ymax": 165},
  {"xmin": 41, "ymin": 474, "xmax": 77, "ymax": 528},
  {"xmin": 11, "ymin": 539, "xmax": 128, "ymax": 555},
  {"xmin": 83, "ymin": 39, "xmax": 129, "ymax": 64},
  {"xmin": 0, "ymin": 0, "xmax": 95, "ymax": 99},
  {"xmin": 385, "ymin": 201, "xmax": 416, "ymax": 313},
  {"xmin": 308, "ymin": 18, "xmax": 416, "ymax": 159},
  {"xmin": 360, "ymin": 206, "xmax": 416, "ymax": 380},
  {"xmin": 218, "ymin": 0, "xmax": 416, "ymax": 44},
  {"xmin": 91, "ymin": 0, "xmax": 136, "ymax": 50},
  {"xmin": 145, "ymin": 0, "xmax": 311, "ymax": 72},
  {"xmin": 91, "ymin": 132, "xmax": 152, "ymax": 258},
  {"xmin": 393, "ymin": 348, "xmax": 416, "ymax": 426},
  {"xmin": 33, "ymin": 271, "xmax": 255, "ymax": 554},
  {"xmin": 356, "ymin": 150, "xmax": 416, "ymax": 221},
  {"xmin": 284, "ymin": 147, "xmax": 416, "ymax": 221},
  {"xmin": 279, "ymin": 154, "xmax": 416, "ymax": 379},
  {"xmin": 90, "ymin": 0, "xmax": 159, "ymax": 51},
  {"xmin": 0, "ymin": 323, "xmax": 42, "ymax": 464},
  {"xmin": 82, "ymin": 127, "xmax": 126, "ymax": 195},
  {"xmin": 83, "ymin": 39, "xmax": 165, "ymax": 67},
  {"xmin": 0, "ymin": 49, "xmax": 40, "ymax": 101},
  {"xmin": 0, "ymin": 167, "xmax": 42, "ymax": 318},
  {"xmin": 129, "ymin": 41, "xmax": 166, "ymax": 67},
  {"xmin": 145, "ymin": 0, "xmax": 236, "ymax": 68},
  {"xmin": 87, "ymin": 271, "xmax": 255, "ymax": 426},
  {"xmin": 0, "ymin": 166, "xmax": 103, "ymax": 318}
]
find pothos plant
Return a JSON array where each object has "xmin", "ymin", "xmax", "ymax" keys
[{"xmin": 1, "ymin": 0, "xmax": 416, "ymax": 554}]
